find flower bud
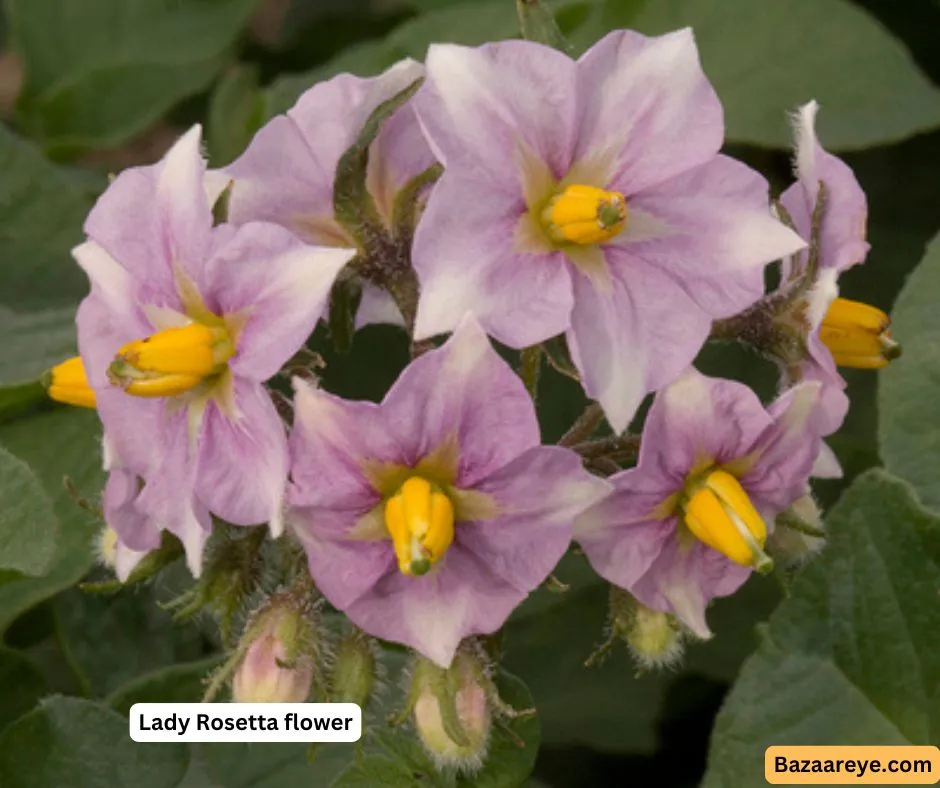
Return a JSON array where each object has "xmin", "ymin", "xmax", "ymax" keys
[
  {"xmin": 232, "ymin": 603, "xmax": 316, "ymax": 703},
  {"xmin": 411, "ymin": 652, "xmax": 491, "ymax": 773},
  {"xmin": 330, "ymin": 629, "xmax": 377, "ymax": 708}
]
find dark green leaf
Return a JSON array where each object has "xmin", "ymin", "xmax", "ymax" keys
[
  {"xmin": 107, "ymin": 656, "xmax": 222, "ymax": 715},
  {"xmin": 10, "ymin": 0, "xmax": 261, "ymax": 155},
  {"xmin": 0, "ymin": 647, "xmax": 48, "ymax": 732},
  {"xmin": 207, "ymin": 64, "xmax": 269, "ymax": 166},
  {"xmin": 0, "ymin": 446, "xmax": 57, "ymax": 576},
  {"xmin": 0, "ymin": 696, "xmax": 188, "ymax": 788},
  {"xmin": 0, "ymin": 306, "xmax": 78, "ymax": 387},
  {"xmin": 701, "ymin": 470, "xmax": 940, "ymax": 788}
]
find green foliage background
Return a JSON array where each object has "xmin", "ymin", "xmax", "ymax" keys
[{"xmin": 1, "ymin": 1, "xmax": 939, "ymax": 786}]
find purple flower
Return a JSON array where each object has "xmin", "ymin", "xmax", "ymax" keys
[
  {"xmin": 409, "ymin": 29, "xmax": 805, "ymax": 431},
  {"xmin": 575, "ymin": 369, "xmax": 823, "ymax": 637},
  {"xmin": 222, "ymin": 59, "xmax": 436, "ymax": 328},
  {"xmin": 75, "ymin": 126, "xmax": 354, "ymax": 575},
  {"xmin": 287, "ymin": 316, "xmax": 611, "ymax": 666}
]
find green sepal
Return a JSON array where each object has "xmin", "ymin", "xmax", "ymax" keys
[{"xmin": 328, "ymin": 273, "xmax": 363, "ymax": 355}]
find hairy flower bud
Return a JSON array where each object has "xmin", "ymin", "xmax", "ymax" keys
[
  {"xmin": 410, "ymin": 652, "xmax": 491, "ymax": 773},
  {"xmin": 330, "ymin": 629, "xmax": 377, "ymax": 709},
  {"xmin": 232, "ymin": 602, "xmax": 316, "ymax": 703}
]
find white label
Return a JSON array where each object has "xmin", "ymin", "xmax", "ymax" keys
[{"xmin": 129, "ymin": 703, "xmax": 362, "ymax": 742}]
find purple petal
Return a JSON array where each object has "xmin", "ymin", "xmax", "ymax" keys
[
  {"xmin": 620, "ymin": 155, "xmax": 806, "ymax": 317},
  {"xmin": 289, "ymin": 379, "xmax": 406, "ymax": 510},
  {"xmin": 103, "ymin": 468, "xmax": 160, "ymax": 554},
  {"xmin": 575, "ymin": 29, "xmax": 722, "ymax": 194},
  {"xmin": 412, "ymin": 174, "xmax": 574, "ymax": 346},
  {"xmin": 203, "ymin": 222, "xmax": 354, "ymax": 381},
  {"xmin": 459, "ymin": 446, "xmax": 611, "ymax": 592},
  {"xmin": 415, "ymin": 41, "xmax": 579, "ymax": 181},
  {"xmin": 114, "ymin": 539, "xmax": 150, "ymax": 582},
  {"xmin": 94, "ymin": 389, "xmax": 163, "ymax": 479},
  {"xmin": 355, "ymin": 283, "xmax": 405, "ymax": 330},
  {"xmin": 195, "ymin": 378, "xmax": 289, "ymax": 535},
  {"xmin": 566, "ymin": 254, "xmax": 714, "ymax": 433},
  {"xmin": 381, "ymin": 315, "xmax": 540, "ymax": 487}
]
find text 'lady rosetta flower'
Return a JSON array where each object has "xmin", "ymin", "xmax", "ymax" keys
[
  {"xmin": 410, "ymin": 29, "xmax": 806, "ymax": 431},
  {"xmin": 287, "ymin": 316, "xmax": 610, "ymax": 667},
  {"xmin": 575, "ymin": 369, "xmax": 824, "ymax": 637},
  {"xmin": 74, "ymin": 126, "xmax": 354, "ymax": 575}
]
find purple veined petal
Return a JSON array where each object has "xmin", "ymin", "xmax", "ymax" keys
[
  {"xmin": 204, "ymin": 222, "xmax": 354, "ymax": 381},
  {"xmin": 458, "ymin": 446, "xmax": 610, "ymax": 593},
  {"xmin": 355, "ymin": 282, "xmax": 405, "ymax": 330},
  {"xmin": 290, "ymin": 379, "xmax": 407, "ymax": 510},
  {"xmin": 630, "ymin": 534, "xmax": 751, "ymax": 638},
  {"xmin": 103, "ymin": 467, "xmax": 161, "ymax": 554},
  {"xmin": 290, "ymin": 506, "xmax": 396, "ymax": 610},
  {"xmin": 195, "ymin": 378, "xmax": 289, "ymax": 536},
  {"xmin": 94, "ymin": 390, "xmax": 163, "ymax": 477},
  {"xmin": 75, "ymin": 285, "xmax": 149, "ymax": 390},
  {"xmin": 638, "ymin": 369, "xmax": 775, "ymax": 482},
  {"xmin": 85, "ymin": 125, "xmax": 214, "ymax": 297},
  {"xmin": 381, "ymin": 315, "xmax": 541, "ymax": 487},
  {"xmin": 415, "ymin": 41, "xmax": 579, "ymax": 182},
  {"xmin": 619, "ymin": 155, "xmax": 806, "ymax": 318},
  {"xmin": 566, "ymin": 254, "xmax": 714, "ymax": 433},
  {"xmin": 779, "ymin": 101, "xmax": 870, "ymax": 275},
  {"xmin": 575, "ymin": 28, "xmax": 723, "ymax": 195},
  {"xmin": 742, "ymin": 382, "xmax": 823, "ymax": 513},
  {"xmin": 574, "ymin": 467, "xmax": 680, "ymax": 590},
  {"xmin": 345, "ymin": 546, "xmax": 523, "ymax": 668},
  {"xmin": 412, "ymin": 173, "xmax": 574, "ymax": 346}
]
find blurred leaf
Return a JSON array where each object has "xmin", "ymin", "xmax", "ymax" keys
[
  {"xmin": 0, "ymin": 647, "xmax": 48, "ymax": 731},
  {"xmin": 0, "ymin": 127, "xmax": 91, "ymax": 309},
  {"xmin": 627, "ymin": 0, "xmax": 940, "ymax": 150},
  {"xmin": 0, "ymin": 446, "xmax": 57, "ymax": 576},
  {"xmin": 0, "ymin": 409, "xmax": 103, "ymax": 635},
  {"xmin": 701, "ymin": 470, "xmax": 940, "ymax": 788},
  {"xmin": 879, "ymin": 231, "xmax": 940, "ymax": 514},
  {"xmin": 202, "ymin": 740, "xmax": 353, "ymax": 788},
  {"xmin": 9, "ymin": 0, "xmax": 260, "ymax": 156},
  {"xmin": 0, "ymin": 696, "xmax": 188, "ymax": 788},
  {"xmin": 107, "ymin": 656, "xmax": 221, "ymax": 715},
  {"xmin": 207, "ymin": 63, "xmax": 269, "ymax": 166},
  {"xmin": 0, "ymin": 306, "xmax": 78, "ymax": 386}
]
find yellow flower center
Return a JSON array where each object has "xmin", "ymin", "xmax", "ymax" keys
[
  {"xmin": 819, "ymin": 297, "xmax": 902, "ymax": 369},
  {"xmin": 541, "ymin": 184, "xmax": 627, "ymax": 246},
  {"xmin": 384, "ymin": 476, "xmax": 455, "ymax": 576},
  {"xmin": 47, "ymin": 356, "xmax": 97, "ymax": 409},
  {"xmin": 107, "ymin": 322, "xmax": 235, "ymax": 398},
  {"xmin": 680, "ymin": 469, "xmax": 772, "ymax": 572}
]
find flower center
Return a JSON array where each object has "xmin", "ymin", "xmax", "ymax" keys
[
  {"xmin": 107, "ymin": 322, "xmax": 235, "ymax": 398},
  {"xmin": 47, "ymin": 356, "xmax": 97, "ymax": 409},
  {"xmin": 384, "ymin": 476, "xmax": 455, "ymax": 577},
  {"xmin": 680, "ymin": 469, "xmax": 772, "ymax": 572},
  {"xmin": 819, "ymin": 297, "xmax": 902, "ymax": 369},
  {"xmin": 541, "ymin": 184, "xmax": 627, "ymax": 246}
]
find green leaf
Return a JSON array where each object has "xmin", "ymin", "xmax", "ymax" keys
[
  {"xmin": 0, "ymin": 306, "xmax": 78, "ymax": 387},
  {"xmin": 879, "ymin": 231, "xmax": 940, "ymax": 514},
  {"xmin": 0, "ymin": 446, "xmax": 57, "ymax": 576},
  {"xmin": 202, "ymin": 741, "xmax": 354, "ymax": 788},
  {"xmin": 0, "ymin": 647, "xmax": 48, "ymax": 732},
  {"xmin": 329, "ymin": 753, "xmax": 418, "ymax": 788},
  {"xmin": 207, "ymin": 64, "xmax": 269, "ymax": 166},
  {"xmin": 517, "ymin": 0, "xmax": 572, "ymax": 52},
  {"xmin": 628, "ymin": 0, "xmax": 940, "ymax": 150},
  {"xmin": 0, "ymin": 127, "xmax": 92, "ymax": 309},
  {"xmin": 0, "ymin": 409, "xmax": 104, "ymax": 635},
  {"xmin": 9, "ymin": 0, "xmax": 260, "ymax": 156},
  {"xmin": 107, "ymin": 656, "xmax": 221, "ymax": 715},
  {"xmin": 0, "ymin": 696, "xmax": 188, "ymax": 788},
  {"xmin": 701, "ymin": 470, "xmax": 940, "ymax": 788}
]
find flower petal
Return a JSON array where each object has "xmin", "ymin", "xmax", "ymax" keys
[
  {"xmin": 205, "ymin": 222, "xmax": 354, "ymax": 381},
  {"xmin": 566, "ymin": 255, "xmax": 714, "ymax": 433},
  {"xmin": 195, "ymin": 378, "xmax": 289, "ymax": 535},
  {"xmin": 355, "ymin": 283, "xmax": 405, "ymax": 329},
  {"xmin": 459, "ymin": 446, "xmax": 611, "ymax": 592},
  {"xmin": 103, "ymin": 468, "xmax": 160, "ymax": 554},
  {"xmin": 576, "ymin": 29, "xmax": 722, "ymax": 194},
  {"xmin": 412, "ymin": 174, "xmax": 574, "ymax": 346},
  {"xmin": 381, "ymin": 315, "xmax": 541, "ymax": 486}
]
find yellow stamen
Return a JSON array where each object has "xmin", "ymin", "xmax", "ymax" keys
[
  {"xmin": 384, "ymin": 476, "xmax": 455, "ymax": 576},
  {"xmin": 542, "ymin": 184, "xmax": 627, "ymax": 245},
  {"xmin": 47, "ymin": 356, "xmax": 97, "ymax": 409},
  {"xmin": 819, "ymin": 297, "xmax": 902, "ymax": 369},
  {"xmin": 108, "ymin": 322, "xmax": 234, "ymax": 398},
  {"xmin": 681, "ymin": 469, "xmax": 772, "ymax": 572}
]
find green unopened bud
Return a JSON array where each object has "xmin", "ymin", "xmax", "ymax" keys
[
  {"xmin": 330, "ymin": 628, "xmax": 377, "ymax": 708},
  {"xmin": 770, "ymin": 494, "xmax": 826, "ymax": 567},
  {"xmin": 411, "ymin": 651, "xmax": 491, "ymax": 774},
  {"xmin": 232, "ymin": 599, "xmax": 317, "ymax": 704}
]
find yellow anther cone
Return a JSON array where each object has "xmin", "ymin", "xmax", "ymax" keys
[
  {"xmin": 385, "ymin": 477, "xmax": 455, "ymax": 576},
  {"xmin": 47, "ymin": 356, "xmax": 97, "ymax": 409},
  {"xmin": 819, "ymin": 297, "xmax": 901, "ymax": 369},
  {"xmin": 542, "ymin": 184, "xmax": 627, "ymax": 245}
]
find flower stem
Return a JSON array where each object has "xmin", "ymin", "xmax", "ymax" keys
[{"xmin": 559, "ymin": 402, "xmax": 604, "ymax": 446}]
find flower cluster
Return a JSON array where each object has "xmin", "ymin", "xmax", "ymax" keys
[{"xmin": 45, "ymin": 20, "xmax": 898, "ymax": 768}]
